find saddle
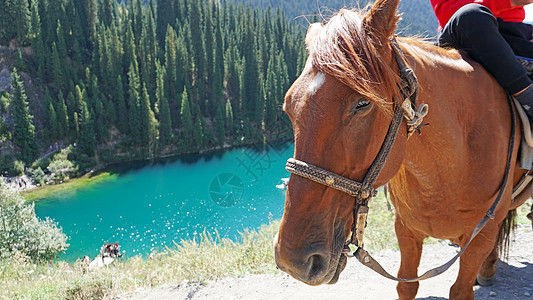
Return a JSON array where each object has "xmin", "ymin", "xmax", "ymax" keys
[
  {"xmin": 514, "ymin": 56, "xmax": 533, "ymax": 171},
  {"xmin": 514, "ymin": 56, "xmax": 533, "ymax": 224}
]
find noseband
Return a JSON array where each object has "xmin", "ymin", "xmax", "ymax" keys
[
  {"xmin": 285, "ymin": 38, "xmax": 516, "ymax": 282},
  {"xmin": 286, "ymin": 38, "xmax": 421, "ymax": 250}
]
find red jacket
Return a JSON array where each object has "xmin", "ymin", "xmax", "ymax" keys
[{"xmin": 430, "ymin": 0, "xmax": 526, "ymax": 28}]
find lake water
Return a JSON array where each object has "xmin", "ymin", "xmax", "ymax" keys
[{"xmin": 34, "ymin": 142, "xmax": 293, "ymax": 261}]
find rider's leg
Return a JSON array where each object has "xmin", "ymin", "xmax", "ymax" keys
[
  {"xmin": 498, "ymin": 21, "xmax": 533, "ymax": 60},
  {"xmin": 437, "ymin": 3, "xmax": 533, "ymax": 117}
]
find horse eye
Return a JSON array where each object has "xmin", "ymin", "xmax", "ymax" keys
[{"xmin": 351, "ymin": 99, "xmax": 371, "ymax": 114}]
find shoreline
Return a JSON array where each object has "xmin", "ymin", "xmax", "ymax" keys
[
  {"xmin": 22, "ymin": 139, "xmax": 293, "ymax": 202},
  {"xmin": 22, "ymin": 171, "xmax": 115, "ymax": 202}
]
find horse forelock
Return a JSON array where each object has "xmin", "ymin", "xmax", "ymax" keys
[{"xmin": 308, "ymin": 9, "xmax": 402, "ymax": 114}]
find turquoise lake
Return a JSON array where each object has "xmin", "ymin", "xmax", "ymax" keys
[{"xmin": 34, "ymin": 142, "xmax": 293, "ymax": 261}]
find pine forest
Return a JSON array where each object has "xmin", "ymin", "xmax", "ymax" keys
[{"xmin": 0, "ymin": 0, "xmax": 306, "ymax": 176}]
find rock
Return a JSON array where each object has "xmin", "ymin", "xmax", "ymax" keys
[
  {"xmin": 525, "ymin": 292, "xmax": 531, "ymax": 297},
  {"xmin": 489, "ymin": 291, "xmax": 497, "ymax": 297}
]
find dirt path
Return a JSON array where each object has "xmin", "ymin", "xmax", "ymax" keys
[{"xmin": 125, "ymin": 226, "xmax": 533, "ymax": 300}]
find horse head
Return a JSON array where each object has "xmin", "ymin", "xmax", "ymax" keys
[{"xmin": 274, "ymin": 0, "xmax": 408, "ymax": 285}]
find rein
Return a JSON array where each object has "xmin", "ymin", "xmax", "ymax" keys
[{"xmin": 285, "ymin": 38, "xmax": 517, "ymax": 282}]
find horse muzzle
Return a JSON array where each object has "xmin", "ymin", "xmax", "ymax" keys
[{"xmin": 273, "ymin": 231, "xmax": 347, "ymax": 285}]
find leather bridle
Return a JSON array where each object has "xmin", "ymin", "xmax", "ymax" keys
[{"xmin": 285, "ymin": 38, "xmax": 516, "ymax": 282}]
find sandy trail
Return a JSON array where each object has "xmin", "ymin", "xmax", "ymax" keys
[{"xmin": 125, "ymin": 226, "xmax": 533, "ymax": 300}]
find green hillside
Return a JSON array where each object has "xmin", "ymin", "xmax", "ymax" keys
[{"xmin": 0, "ymin": 0, "xmax": 304, "ymax": 178}]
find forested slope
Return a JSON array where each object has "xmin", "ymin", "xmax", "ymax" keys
[{"xmin": 0, "ymin": 0, "xmax": 304, "ymax": 176}]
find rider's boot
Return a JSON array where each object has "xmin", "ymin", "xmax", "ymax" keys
[{"xmin": 515, "ymin": 84, "xmax": 533, "ymax": 122}]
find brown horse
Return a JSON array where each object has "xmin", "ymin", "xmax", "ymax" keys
[{"xmin": 273, "ymin": 0, "xmax": 531, "ymax": 299}]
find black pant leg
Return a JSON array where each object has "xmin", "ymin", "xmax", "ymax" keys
[
  {"xmin": 437, "ymin": 3, "xmax": 531, "ymax": 94},
  {"xmin": 498, "ymin": 20, "xmax": 533, "ymax": 59}
]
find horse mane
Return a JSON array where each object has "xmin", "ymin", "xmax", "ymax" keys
[{"xmin": 308, "ymin": 9, "xmax": 403, "ymax": 113}]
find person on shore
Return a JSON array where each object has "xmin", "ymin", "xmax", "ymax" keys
[{"xmin": 430, "ymin": 0, "xmax": 533, "ymax": 117}]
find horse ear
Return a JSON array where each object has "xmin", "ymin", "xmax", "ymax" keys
[
  {"xmin": 305, "ymin": 23, "xmax": 323, "ymax": 48},
  {"xmin": 362, "ymin": 0, "xmax": 400, "ymax": 44}
]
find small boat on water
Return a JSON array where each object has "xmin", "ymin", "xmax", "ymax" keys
[{"xmin": 276, "ymin": 178, "xmax": 290, "ymax": 189}]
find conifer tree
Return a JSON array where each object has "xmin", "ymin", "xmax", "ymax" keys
[
  {"xmin": 242, "ymin": 20, "xmax": 260, "ymax": 123},
  {"xmin": 276, "ymin": 51, "xmax": 290, "ymax": 102},
  {"xmin": 127, "ymin": 63, "xmax": 141, "ymax": 138},
  {"xmin": 47, "ymin": 102, "xmax": 58, "ymax": 142},
  {"xmin": 140, "ymin": 83, "xmax": 158, "ymax": 154},
  {"xmin": 264, "ymin": 54, "xmax": 277, "ymax": 130},
  {"xmin": 155, "ymin": 0, "xmax": 176, "ymax": 45},
  {"xmin": 180, "ymin": 87, "xmax": 192, "ymax": 146},
  {"xmin": 55, "ymin": 20, "xmax": 67, "ymax": 59},
  {"xmin": 71, "ymin": 112, "xmax": 80, "ymax": 140},
  {"xmin": 72, "ymin": 112, "xmax": 79, "ymax": 140},
  {"xmin": 99, "ymin": 0, "xmax": 114, "ymax": 28},
  {"xmin": 205, "ymin": 4, "xmax": 214, "ymax": 107},
  {"xmin": 0, "ymin": 1, "xmax": 8, "ymax": 43},
  {"xmin": 73, "ymin": 85, "xmax": 85, "ymax": 116},
  {"xmin": 164, "ymin": 25, "xmax": 177, "ymax": 103},
  {"xmin": 29, "ymin": 0, "xmax": 45, "ymax": 78},
  {"xmin": 213, "ymin": 17, "xmax": 224, "ymax": 103},
  {"xmin": 115, "ymin": 75, "xmax": 128, "ymax": 134},
  {"xmin": 189, "ymin": 0, "xmax": 206, "ymax": 109},
  {"xmin": 192, "ymin": 116, "xmax": 204, "ymax": 150},
  {"xmin": 225, "ymin": 99, "xmax": 234, "ymax": 136},
  {"xmin": 3, "ymin": 0, "xmax": 31, "ymax": 44},
  {"xmin": 132, "ymin": 0, "xmax": 143, "ymax": 44},
  {"xmin": 215, "ymin": 101, "xmax": 225, "ymax": 145},
  {"xmin": 50, "ymin": 42, "xmax": 64, "ymax": 90},
  {"xmin": 78, "ymin": 101, "xmax": 96, "ymax": 155},
  {"xmin": 156, "ymin": 64, "xmax": 172, "ymax": 145},
  {"xmin": 10, "ymin": 69, "xmax": 37, "ymax": 163},
  {"xmin": 15, "ymin": 49, "xmax": 26, "ymax": 72},
  {"xmin": 123, "ymin": 22, "xmax": 137, "ymax": 78},
  {"xmin": 224, "ymin": 43, "xmax": 241, "ymax": 118},
  {"xmin": 56, "ymin": 93, "xmax": 68, "ymax": 139},
  {"xmin": 91, "ymin": 80, "xmax": 107, "ymax": 143},
  {"xmin": 77, "ymin": 0, "xmax": 98, "ymax": 46}
]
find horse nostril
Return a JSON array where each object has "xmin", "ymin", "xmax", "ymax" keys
[{"xmin": 307, "ymin": 253, "xmax": 327, "ymax": 281}]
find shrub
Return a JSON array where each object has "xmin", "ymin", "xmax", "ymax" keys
[
  {"xmin": 68, "ymin": 150, "xmax": 95, "ymax": 174},
  {"xmin": 0, "ymin": 182, "xmax": 68, "ymax": 261},
  {"xmin": 0, "ymin": 119, "xmax": 10, "ymax": 142},
  {"xmin": 0, "ymin": 93, "xmax": 9, "ymax": 113},
  {"xmin": 12, "ymin": 160, "xmax": 25, "ymax": 176},
  {"xmin": 47, "ymin": 158, "xmax": 76, "ymax": 180},
  {"xmin": 30, "ymin": 167, "xmax": 45, "ymax": 184},
  {"xmin": 47, "ymin": 147, "xmax": 77, "ymax": 181},
  {"xmin": 0, "ymin": 156, "xmax": 24, "ymax": 177},
  {"xmin": 31, "ymin": 157, "xmax": 51, "ymax": 172}
]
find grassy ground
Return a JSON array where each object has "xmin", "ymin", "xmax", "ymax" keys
[
  {"xmin": 21, "ymin": 172, "xmax": 115, "ymax": 202},
  {"xmin": 1, "ymin": 194, "xmax": 531, "ymax": 299},
  {"xmin": 0, "ymin": 193, "xmax": 397, "ymax": 300},
  {"xmin": 0, "ymin": 222, "xmax": 282, "ymax": 300}
]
